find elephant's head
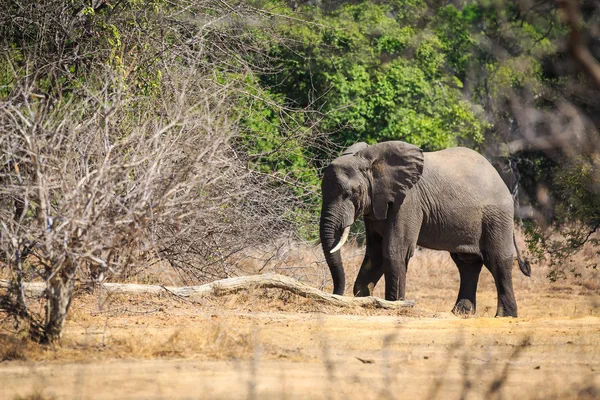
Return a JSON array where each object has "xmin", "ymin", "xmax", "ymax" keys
[{"xmin": 319, "ymin": 141, "xmax": 424, "ymax": 295}]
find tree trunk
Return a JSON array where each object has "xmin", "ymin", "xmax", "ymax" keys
[{"xmin": 43, "ymin": 259, "xmax": 75, "ymax": 343}]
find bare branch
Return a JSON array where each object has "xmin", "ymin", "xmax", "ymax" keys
[{"xmin": 559, "ymin": 0, "xmax": 600, "ymax": 89}]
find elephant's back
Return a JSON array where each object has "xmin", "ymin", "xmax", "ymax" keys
[
  {"xmin": 414, "ymin": 147, "xmax": 513, "ymax": 254},
  {"xmin": 421, "ymin": 147, "xmax": 512, "ymax": 207}
]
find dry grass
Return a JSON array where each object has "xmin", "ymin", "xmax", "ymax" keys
[
  {"xmin": 0, "ymin": 287, "xmax": 427, "ymax": 364},
  {"xmin": 12, "ymin": 393, "xmax": 56, "ymax": 400},
  {"xmin": 0, "ymin": 334, "xmax": 30, "ymax": 362}
]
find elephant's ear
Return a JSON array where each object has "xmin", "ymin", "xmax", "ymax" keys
[
  {"xmin": 341, "ymin": 142, "xmax": 369, "ymax": 156},
  {"xmin": 358, "ymin": 141, "xmax": 424, "ymax": 221}
]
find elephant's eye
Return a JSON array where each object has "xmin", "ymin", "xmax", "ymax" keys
[{"xmin": 339, "ymin": 186, "xmax": 352, "ymax": 199}]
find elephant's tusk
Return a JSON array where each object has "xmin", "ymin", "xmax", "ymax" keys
[{"xmin": 330, "ymin": 226, "xmax": 351, "ymax": 254}]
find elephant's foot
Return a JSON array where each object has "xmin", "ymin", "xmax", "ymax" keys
[
  {"xmin": 452, "ymin": 299, "xmax": 475, "ymax": 317},
  {"xmin": 494, "ymin": 305, "xmax": 518, "ymax": 318},
  {"xmin": 353, "ymin": 282, "xmax": 376, "ymax": 297}
]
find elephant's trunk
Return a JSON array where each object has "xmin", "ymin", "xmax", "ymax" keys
[{"xmin": 320, "ymin": 209, "xmax": 350, "ymax": 296}]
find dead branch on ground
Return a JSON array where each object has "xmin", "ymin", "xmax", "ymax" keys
[{"xmin": 0, "ymin": 273, "xmax": 414, "ymax": 310}]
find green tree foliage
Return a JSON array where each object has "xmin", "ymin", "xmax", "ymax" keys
[{"xmin": 258, "ymin": 1, "xmax": 489, "ymax": 151}]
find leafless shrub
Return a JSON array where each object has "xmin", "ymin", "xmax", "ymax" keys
[
  {"xmin": 0, "ymin": 69, "xmax": 299, "ymax": 342},
  {"xmin": 0, "ymin": 1, "xmax": 310, "ymax": 342}
]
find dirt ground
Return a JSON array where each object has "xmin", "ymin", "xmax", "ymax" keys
[{"xmin": 1, "ymin": 248, "xmax": 600, "ymax": 400}]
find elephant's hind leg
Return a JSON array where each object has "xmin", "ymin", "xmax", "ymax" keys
[
  {"xmin": 482, "ymin": 213, "xmax": 518, "ymax": 317},
  {"xmin": 483, "ymin": 253, "xmax": 518, "ymax": 317},
  {"xmin": 450, "ymin": 253, "xmax": 483, "ymax": 316}
]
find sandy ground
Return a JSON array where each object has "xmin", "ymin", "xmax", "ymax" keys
[
  {"xmin": 2, "ymin": 314, "xmax": 599, "ymax": 400},
  {"xmin": 1, "ymin": 250, "xmax": 600, "ymax": 399}
]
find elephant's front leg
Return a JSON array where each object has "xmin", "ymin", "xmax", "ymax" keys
[
  {"xmin": 353, "ymin": 235, "xmax": 383, "ymax": 297},
  {"xmin": 382, "ymin": 211, "xmax": 418, "ymax": 301},
  {"xmin": 382, "ymin": 251, "xmax": 410, "ymax": 301}
]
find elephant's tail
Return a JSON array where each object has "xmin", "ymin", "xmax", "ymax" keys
[{"xmin": 513, "ymin": 232, "xmax": 531, "ymax": 277}]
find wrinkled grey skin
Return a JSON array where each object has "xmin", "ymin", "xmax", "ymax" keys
[{"xmin": 320, "ymin": 141, "xmax": 530, "ymax": 317}]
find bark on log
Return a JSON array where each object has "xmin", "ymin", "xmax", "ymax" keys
[{"xmin": 0, "ymin": 273, "xmax": 414, "ymax": 309}]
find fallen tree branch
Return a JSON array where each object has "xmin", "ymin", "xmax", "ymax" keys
[{"xmin": 0, "ymin": 273, "xmax": 414, "ymax": 309}]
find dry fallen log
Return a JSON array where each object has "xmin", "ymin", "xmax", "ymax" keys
[{"xmin": 0, "ymin": 273, "xmax": 414, "ymax": 309}]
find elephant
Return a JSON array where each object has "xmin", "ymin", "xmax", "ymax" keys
[{"xmin": 319, "ymin": 140, "xmax": 530, "ymax": 317}]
